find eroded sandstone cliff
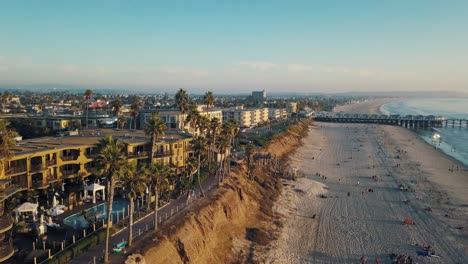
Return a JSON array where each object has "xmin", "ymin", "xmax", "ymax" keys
[{"xmin": 135, "ymin": 121, "xmax": 311, "ymax": 264}]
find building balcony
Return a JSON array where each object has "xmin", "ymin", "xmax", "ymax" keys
[
  {"xmin": 128, "ymin": 151, "xmax": 149, "ymax": 158},
  {"xmin": 85, "ymin": 167, "xmax": 98, "ymax": 173},
  {"xmin": 0, "ymin": 238, "xmax": 13, "ymax": 263},
  {"xmin": 155, "ymin": 150, "xmax": 174, "ymax": 157},
  {"xmin": 61, "ymin": 155, "xmax": 79, "ymax": 161},
  {"xmin": 0, "ymin": 214, "xmax": 13, "ymax": 233},
  {"xmin": 46, "ymin": 160, "xmax": 57, "ymax": 166},
  {"xmin": 30, "ymin": 164, "xmax": 47, "ymax": 173},
  {"xmin": 61, "ymin": 170, "xmax": 80, "ymax": 178},
  {"xmin": 5, "ymin": 166, "xmax": 27, "ymax": 176}
]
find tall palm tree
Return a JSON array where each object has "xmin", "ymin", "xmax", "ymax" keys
[
  {"xmin": 146, "ymin": 163, "xmax": 172, "ymax": 231},
  {"xmin": 1, "ymin": 92, "xmax": 11, "ymax": 113},
  {"xmin": 84, "ymin": 89, "xmax": 93, "ymax": 129},
  {"xmin": 208, "ymin": 117, "xmax": 220, "ymax": 175},
  {"xmin": 130, "ymin": 97, "xmax": 142, "ymax": 130},
  {"xmin": 191, "ymin": 136, "xmax": 208, "ymax": 197},
  {"xmin": 215, "ymin": 136, "xmax": 230, "ymax": 184},
  {"xmin": 175, "ymin": 89, "xmax": 189, "ymax": 131},
  {"xmin": 119, "ymin": 163, "xmax": 146, "ymax": 246},
  {"xmin": 223, "ymin": 120, "xmax": 239, "ymax": 173},
  {"xmin": 95, "ymin": 136, "xmax": 126, "ymax": 263},
  {"xmin": 186, "ymin": 103, "xmax": 201, "ymax": 135},
  {"xmin": 0, "ymin": 120, "xmax": 19, "ymax": 177},
  {"xmin": 117, "ymin": 116, "xmax": 127, "ymax": 129},
  {"xmin": 111, "ymin": 99, "xmax": 123, "ymax": 116},
  {"xmin": 144, "ymin": 113, "xmax": 167, "ymax": 165},
  {"xmin": 0, "ymin": 120, "xmax": 19, "ymax": 160},
  {"xmin": 203, "ymin": 91, "xmax": 215, "ymax": 110}
]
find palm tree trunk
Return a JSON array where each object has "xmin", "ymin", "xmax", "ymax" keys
[
  {"xmin": 128, "ymin": 196, "xmax": 134, "ymax": 246},
  {"xmin": 197, "ymin": 153, "xmax": 205, "ymax": 197},
  {"xmin": 146, "ymin": 185, "xmax": 151, "ymax": 212},
  {"xmin": 86, "ymin": 103, "xmax": 89, "ymax": 129},
  {"xmin": 104, "ymin": 178, "xmax": 115, "ymax": 263},
  {"xmin": 154, "ymin": 187, "xmax": 159, "ymax": 231}
]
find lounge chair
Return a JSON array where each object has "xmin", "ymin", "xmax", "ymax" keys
[{"xmin": 113, "ymin": 241, "xmax": 127, "ymax": 253}]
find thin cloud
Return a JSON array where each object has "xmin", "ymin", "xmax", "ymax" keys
[{"xmin": 235, "ymin": 61, "xmax": 278, "ymax": 71}]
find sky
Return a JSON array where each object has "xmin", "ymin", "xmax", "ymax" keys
[{"xmin": 1, "ymin": 0, "xmax": 468, "ymax": 94}]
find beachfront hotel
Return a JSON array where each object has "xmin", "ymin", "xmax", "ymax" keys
[{"xmin": 0, "ymin": 129, "xmax": 192, "ymax": 261}]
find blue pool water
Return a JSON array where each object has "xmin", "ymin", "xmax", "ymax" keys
[{"xmin": 63, "ymin": 200, "xmax": 129, "ymax": 229}]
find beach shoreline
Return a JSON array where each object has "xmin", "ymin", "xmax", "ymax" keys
[{"xmin": 260, "ymin": 99, "xmax": 468, "ymax": 263}]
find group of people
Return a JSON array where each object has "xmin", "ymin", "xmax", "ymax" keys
[{"xmin": 389, "ymin": 253, "xmax": 414, "ymax": 263}]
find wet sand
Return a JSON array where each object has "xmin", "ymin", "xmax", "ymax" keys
[{"xmin": 263, "ymin": 100, "xmax": 468, "ymax": 263}]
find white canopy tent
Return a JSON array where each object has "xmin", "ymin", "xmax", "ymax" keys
[
  {"xmin": 84, "ymin": 183, "xmax": 106, "ymax": 204},
  {"xmin": 14, "ymin": 202, "xmax": 38, "ymax": 223}
]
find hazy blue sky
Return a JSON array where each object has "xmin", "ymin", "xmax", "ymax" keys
[{"xmin": 1, "ymin": 1, "xmax": 467, "ymax": 93}]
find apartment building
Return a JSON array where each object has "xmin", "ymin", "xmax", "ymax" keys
[
  {"xmin": 0, "ymin": 130, "xmax": 191, "ymax": 198},
  {"xmin": 269, "ymin": 108, "xmax": 289, "ymax": 120},
  {"xmin": 222, "ymin": 106, "xmax": 269, "ymax": 128},
  {"xmin": 140, "ymin": 108, "xmax": 223, "ymax": 132}
]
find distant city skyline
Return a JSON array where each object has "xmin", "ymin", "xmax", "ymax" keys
[{"xmin": 1, "ymin": 1, "xmax": 468, "ymax": 94}]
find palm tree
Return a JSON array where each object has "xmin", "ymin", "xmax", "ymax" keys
[
  {"xmin": 130, "ymin": 97, "xmax": 142, "ymax": 130},
  {"xmin": 175, "ymin": 89, "xmax": 189, "ymax": 131},
  {"xmin": 146, "ymin": 163, "xmax": 172, "ymax": 231},
  {"xmin": 111, "ymin": 99, "xmax": 123, "ymax": 116},
  {"xmin": 215, "ymin": 136, "xmax": 230, "ymax": 184},
  {"xmin": 208, "ymin": 117, "xmax": 220, "ymax": 175},
  {"xmin": 223, "ymin": 120, "xmax": 239, "ymax": 173},
  {"xmin": 203, "ymin": 91, "xmax": 215, "ymax": 110},
  {"xmin": 84, "ymin": 89, "xmax": 93, "ymax": 129},
  {"xmin": 117, "ymin": 116, "xmax": 127, "ymax": 129},
  {"xmin": 0, "ymin": 120, "xmax": 19, "ymax": 177},
  {"xmin": 119, "ymin": 163, "xmax": 146, "ymax": 246},
  {"xmin": 191, "ymin": 136, "xmax": 208, "ymax": 197},
  {"xmin": 1, "ymin": 92, "xmax": 11, "ymax": 113},
  {"xmin": 186, "ymin": 103, "xmax": 201, "ymax": 135},
  {"xmin": 95, "ymin": 136, "xmax": 126, "ymax": 263},
  {"xmin": 144, "ymin": 113, "xmax": 167, "ymax": 165}
]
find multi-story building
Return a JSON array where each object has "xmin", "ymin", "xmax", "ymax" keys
[
  {"xmin": 0, "ymin": 202, "xmax": 14, "ymax": 262},
  {"xmin": 269, "ymin": 108, "xmax": 289, "ymax": 120},
  {"xmin": 222, "ymin": 106, "xmax": 269, "ymax": 128},
  {"xmin": 222, "ymin": 106, "xmax": 252, "ymax": 128},
  {"xmin": 287, "ymin": 102, "xmax": 298, "ymax": 114},
  {"xmin": 140, "ymin": 108, "xmax": 223, "ymax": 132},
  {"xmin": 251, "ymin": 90, "xmax": 266, "ymax": 102},
  {"xmin": 0, "ymin": 129, "xmax": 192, "ymax": 197}
]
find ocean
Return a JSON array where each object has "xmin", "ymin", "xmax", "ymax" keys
[{"xmin": 380, "ymin": 98, "xmax": 468, "ymax": 166}]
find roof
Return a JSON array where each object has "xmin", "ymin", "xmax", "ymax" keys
[{"xmin": 4, "ymin": 129, "xmax": 192, "ymax": 158}]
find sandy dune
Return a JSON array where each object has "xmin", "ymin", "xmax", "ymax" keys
[{"xmin": 263, "ymin": 100, "xmax": 468, "ymax": 263}]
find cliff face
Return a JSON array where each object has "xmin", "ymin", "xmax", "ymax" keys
[{"xmin": 139, "ymin": 121, "xmax": 311, "ymax": 264}]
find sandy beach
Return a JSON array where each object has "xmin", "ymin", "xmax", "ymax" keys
[{"xmin": 262, "ymin": 99, "xmax": 468, "ymax": 263}]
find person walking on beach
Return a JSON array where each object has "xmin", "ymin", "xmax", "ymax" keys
[{"xmin": 360, "ymin": 255, "xmax": 366, "ymax": 264}]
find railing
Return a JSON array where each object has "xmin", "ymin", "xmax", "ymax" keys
[
  {"xmin": 61, "ymin": 155, "xmax": 79, "ymax": 161},
  {"xmin": 30, "ymin": 164, "xmax": 47, "ymax": 172},
  {"xmin": 46, "ymin": 160, "xmax": 57, "ymax": 166},
  {"xmin": 0, "ymin": 238, "xmax": 14, "ymax": 262},
  {"xmin": 61, "ymin": 170, "xmax": 80, "ymax": 176},
  {"xmin": 0, "ymin": 214, "xmax": 13, "ymax": 233},
  {"xmin": 84, "ymin": 153, "xmax": 97, "ymax": 159},
  {"xmin": 155, "ymin": 150, "xmax": 173, "ymax": 157},
  {"xmin": 5, "ymin": 166, "xmax": 27, "ymax": 175},
  {"xmin": 85, "ymin": 167, "xmax": 98, "ymax": 173},
  {"xmin": 128, "ymin": 151, "xmax": 149, "ymax": 158},
  {"xmin": 32, "ymin": 180, "xmax": 47, "ymax": 189}
]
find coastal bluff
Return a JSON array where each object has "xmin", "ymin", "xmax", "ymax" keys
[{"xmin": 134, "ymin": 121, "xmax": 311, "ymax": 264}]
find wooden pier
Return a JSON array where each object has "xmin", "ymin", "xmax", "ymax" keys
[{"xmin": 313, "ymin": 113, "xmax": 468, "ymax": 128}]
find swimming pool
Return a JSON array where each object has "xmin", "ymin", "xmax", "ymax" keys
[{"xmin": 63, "ymin": 200, "xmax": 129, "ymax": 229}]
